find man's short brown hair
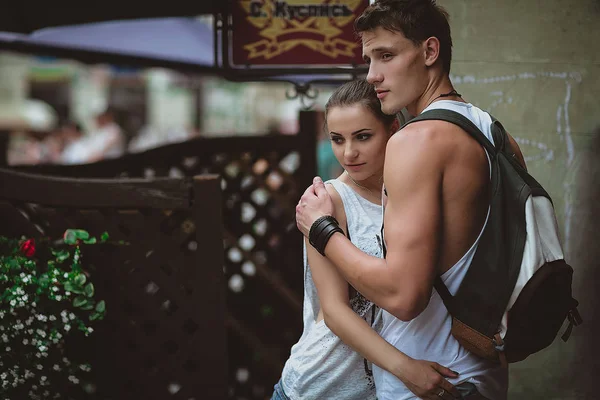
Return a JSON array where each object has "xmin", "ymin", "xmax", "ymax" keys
[{"xmin": 355, "ymin": 0, "xmax": 453, "ymax": 73}]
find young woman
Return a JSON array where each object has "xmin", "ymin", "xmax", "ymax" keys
[{"xmin": 272, "ymin": 79, "xmax": 460, "ymax": 400}]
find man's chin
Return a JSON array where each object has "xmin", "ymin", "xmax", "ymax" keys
[
  {"xmin": 381, "ymin": 102, "xmax": 401, "ymax": 116},
  {"xmin": 381, "ymin": 104, "xmax": 402, "ymax": 115}
]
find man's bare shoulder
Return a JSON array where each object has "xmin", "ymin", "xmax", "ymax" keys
[{"xmin": 387, "ymin": 119, "xmax": 466, "ymax": 160}]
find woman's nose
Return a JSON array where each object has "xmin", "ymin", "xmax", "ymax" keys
[{"xmin": 344, "ymin": 143, "xmax": 358, "ymax": 160}]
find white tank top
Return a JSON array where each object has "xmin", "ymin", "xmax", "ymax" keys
[
  {"xmin": 373, "ymin": 101, "xmax": 508, "ymax": 400},
  {"xmin": 280, "ymin": 179, "xmax": 384, "ymax": 400}
]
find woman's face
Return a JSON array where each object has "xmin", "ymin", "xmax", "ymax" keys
[{"xmin": 326, "ymin": 103, "xmax": 393, "ymax": 182}]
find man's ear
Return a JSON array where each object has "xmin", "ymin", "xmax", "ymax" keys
[{"xmin": 423, "ymin": 36, "xmax": 440, "ymax": 67}]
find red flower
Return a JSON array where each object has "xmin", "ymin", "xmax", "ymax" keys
[{"xmin": 20, "ymin": 238, "xmax": 36, "ymax": 257}]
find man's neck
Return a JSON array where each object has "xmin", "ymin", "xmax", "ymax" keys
[{"xmin": 408, "ymin": 75, "xmax": 462, "ymax": 116}]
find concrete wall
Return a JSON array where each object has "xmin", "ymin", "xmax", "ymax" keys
[{"xmin": 440, "ymin": 0, "xmax": 599, "ymax": 398}]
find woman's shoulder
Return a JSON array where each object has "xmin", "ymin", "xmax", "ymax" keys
[{"xmin": 324, "ymin": 180, "xmax": 347, "ymax": 231}]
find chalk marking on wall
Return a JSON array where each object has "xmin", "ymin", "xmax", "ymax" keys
[
  {"xmin": 562, "ymin": 81, "xmax": 575, "ymax": 253},
  {"xmin": 450, "ymin": 71, "xmax": 582, "ymax": 85},
  {"xmin": 556, "ymin": 105, "xmax": 563, "ymax": 136},
  {"xmin": 487, "ymin": 91, "xmax": 504, "ymax": 113},
  {"xmin": 514, "ymin": 138, "xmax": 554, "ymax": 162},
  {"xmin": 564, "ymin": 82, "xmax": 574, "ymax": 166}
]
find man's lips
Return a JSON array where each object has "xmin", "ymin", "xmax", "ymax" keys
[{"xmin": 376, "ymin": 90, "xmax": 389, "ymax": 99}]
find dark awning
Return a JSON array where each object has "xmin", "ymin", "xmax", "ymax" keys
[
  {"xmin": 0, "ymin": 2, "xmax": 366, "ymax": 85},
  {"xmin": 0, "ymin": 18, "xmax": 364, "ymax": 85},
  {"xmin": 0, "ymin": 18, "xmax": 220, "ymax": 74},
  {"xmin": 0, "ymin": 1, "xmax": 224, "ymax": 34}
]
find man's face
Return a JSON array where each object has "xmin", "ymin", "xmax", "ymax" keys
[{"xmin": 362, "ymin": 27, "xmax": 428, "ymax": 115}]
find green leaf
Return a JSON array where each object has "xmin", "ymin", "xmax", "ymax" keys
[
  {"xmin": 95, "ymin": 300, "xmax": 106, "ymax": 313},
  {"xmin": 52, "ymin": 249, "xmax": 70, "ymax": 262},
  {"xmin": 90, "ymin": 311, "xmax": 106, "ymax": 321},
  {"xmin": 71, "ymin": 229, "xmax": 90, "ymax": 240},
  {"xmin": 63, "ymin": 230, "xmax": 78, "ymax": 245},
  {"xmin": 8, "ymin": 258, "xmax": 20, "ymax": 269},
  {"xmin": 80, "ymin": 304, "xmax": 94, "ymax": 311},
  {"xmin": 84, "ymin": 282, "xmax": 95, "ymax": 297},
  {"xmin": 38, "ymin": 274, "xmax": 50, "ymax": 287},
  {"xmin": 100, "ymin": 232, "xmax": 109, "ymax": 243},
  {"xmin": 83, "ymin": 237, "xmax": 97, "ymax": 244},
  {"xmin": 64, "ymin": 282, "xmax": 83, "ymax": 294},
  {"xmin": 73, "ymin": 296, "xmax": 88, "ymax": 308},
  {"xmin": 74, "ymin": 274, "xmax": 87, "ymax": 286}
]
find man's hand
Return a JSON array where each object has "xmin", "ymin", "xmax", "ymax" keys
[
  {"xmin": 394, "ymin": 358, "xmax": 461, "ymax": 400},
  {"xmin": 295, "ymin": 177, "xmax": 335, "ymax": 237}
]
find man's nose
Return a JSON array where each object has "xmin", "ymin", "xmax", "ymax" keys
[{"xmin": 366, "ymin": 64, "xmax": 382, "ymax": 85}]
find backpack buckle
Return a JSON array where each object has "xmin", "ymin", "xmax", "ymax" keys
[
  {"xmin": 493, "ymin": 333, "xmax": 508, "ymax": 367},
  {"xmin": 492, "ymin": 334, "xmax": 505, "ymax": 352},
  {"xmin": 569, "ymin": 308, "xmax": 583, "ymax": 326},
  {"xmin": 561, "ymin": 308, "xmax": 583, "ymax": 342}
]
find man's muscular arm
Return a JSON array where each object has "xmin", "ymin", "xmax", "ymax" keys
[{"xmin": 298, "ymin": 125, "xmax": 445, "ymax": 321}]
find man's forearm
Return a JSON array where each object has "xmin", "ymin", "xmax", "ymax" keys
[{"xmin": 323, "ymin": 232, "xmax": 399, "ymax": 311}]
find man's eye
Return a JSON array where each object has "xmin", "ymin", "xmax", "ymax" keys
[{"xmin": 382, "ymin": 53, "xmax": 393, "ymax": 60}]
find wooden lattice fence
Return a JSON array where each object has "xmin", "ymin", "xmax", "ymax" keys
[
  {"xmin": 0, "ymin": 168, "xmax": 226, "ymax": 399},
  {"xmin": 15, "ymin": 111, "xmax": 320, "ymax": 399}
]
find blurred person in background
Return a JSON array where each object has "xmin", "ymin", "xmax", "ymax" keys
[
  {"xmin": 39, "ymin": 120, "xmax": 83, "ymax": 163},
  {"xmin": 61, "ymin": 107, "xmax": 126, "ymax": 164}
]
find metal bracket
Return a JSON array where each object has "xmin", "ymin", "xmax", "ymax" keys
[{"xmin": 285, "ymin": 83, "xmax": 320, "ymax": 111}]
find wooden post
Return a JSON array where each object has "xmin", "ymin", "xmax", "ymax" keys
[
  {"xmin": 0, "ymin": 131, "xmax": 8, "ymax": 166},
  {"xmin": 297, "ymin": 110, "xmax": 321, "ymax": 190},
  {"xmin": 192, "ymin": 174, "xmax": 227, "ymax": 399}
]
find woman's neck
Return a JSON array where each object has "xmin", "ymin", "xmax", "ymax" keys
[{"xmin": 342, "ymin": 171, "xmax": 383, "ymax": 204}]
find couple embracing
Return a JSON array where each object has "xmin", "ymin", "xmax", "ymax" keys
[{"xmin": 273, "ymin": 1, "xmax": 526, "ymax": 399}]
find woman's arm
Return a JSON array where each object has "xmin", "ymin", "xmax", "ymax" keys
[
  {"xmin": 307, "ymin": 185, "xmax": 460, "ymax": 399},
  {"xmin": 308, "ymin": 233, "xmax": 403, "ymax": 370},
  {"xmin": 307, "ymin": 238, "xmax": 460, "ymax": 399}
]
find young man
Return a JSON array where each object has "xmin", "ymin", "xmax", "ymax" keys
[{"xmin": 295, "ymin": 1, "xmax": 526, "ymax": 399}]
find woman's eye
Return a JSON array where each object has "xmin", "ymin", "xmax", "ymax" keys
[
  {"xmin": 357, "ymin": 134, "xmax": 372, "ymax": 141},
  {"xmin": 331, "ymin": 137, "xmax": 343, "ymax": 144}
]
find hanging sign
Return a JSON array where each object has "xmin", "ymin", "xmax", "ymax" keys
[{"xmin": 232, "ymin": 0, "xmax": 369, "ymax": 65}]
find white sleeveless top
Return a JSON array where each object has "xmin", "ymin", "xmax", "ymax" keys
[
  {"xmin": 373, "ymin": 101, "xmax": 509, "ymax": 400},
  {"xmin": 280, "ymin": 179, "xmax": 384, "ymax": 400}
]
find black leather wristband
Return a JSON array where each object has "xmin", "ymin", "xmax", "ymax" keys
[
  {"xmin": 309, "ymin": 215, "xmax": 333, "ymax": 241},
  {"xmin": 308, "ymin": 215, "xmax": 343, "ymax": 256}
]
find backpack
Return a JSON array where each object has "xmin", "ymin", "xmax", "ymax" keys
[{"xmin": 403, "ymin": 109, "xmax": 583, "ymax": 366}]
